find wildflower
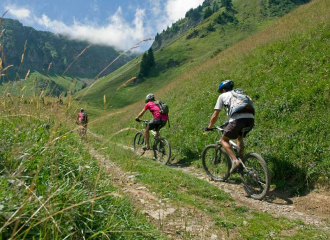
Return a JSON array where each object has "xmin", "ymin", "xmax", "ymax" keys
[{"xmin": 129, "ymin": 182, "xmax": 133, "ymax": 185}]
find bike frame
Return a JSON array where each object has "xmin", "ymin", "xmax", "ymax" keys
[
  {"xmin": 213, "ymin": 126, "xmax": 248, "ymax": 170},
  {"xmin": 204, "ymin": 122, "xmax": 270, "ymax": 200},
  {"xmin": 139, "ymin": 121, "xmax": 161, "ymax": 143}
]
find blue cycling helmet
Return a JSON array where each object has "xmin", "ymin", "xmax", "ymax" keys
[
  {"xmin": 218, "ymin": 80, "xmax": 234, "ymax": 93},
  {"xmin": 145, "ymin": 93, "xmax": 155, "ymax": 103}
]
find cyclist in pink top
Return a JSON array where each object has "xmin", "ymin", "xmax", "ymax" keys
[{"xmin": 135, "ymin": 93, "xmax": 168, "ymax": 150}]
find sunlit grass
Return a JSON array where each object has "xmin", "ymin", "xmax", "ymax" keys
[{"xmin": 88, "ymin": 0, "xmax": 330, "ymax": 188}]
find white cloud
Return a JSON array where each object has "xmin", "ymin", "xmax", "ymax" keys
[
  {"xmin": 3, "ymin": 0, "xmax": 205, "ymax": 51},
  {"xmin": 150, "ymin": 0, "xmax": 205, "ymax": 33},
  {"xmin": 35, "ymin": 7, "xmax": 152, "ymax": 51},
  {"xmin": 165, "ymin": 0, "xmax": 204, "ymax": 22},
  {"xmin": 5, "ymin": 4, "xmax": 31, "ymax": 20}
]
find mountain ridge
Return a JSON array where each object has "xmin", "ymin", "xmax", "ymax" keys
[{"xmin": 0, "ymin": 18, "xmax": 138, "ymax": 80}]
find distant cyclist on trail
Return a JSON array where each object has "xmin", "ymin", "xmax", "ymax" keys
[
  {"xmin": 135, "ymin": 93, "xmax": 168, "ymax": 151},
  {"xmin": 77, "ymin": 108, "xmax": 88, "ymax": 128},
  {"xmin": 205, "ymin": 80, "xmax": 255, "ymax": 173}
]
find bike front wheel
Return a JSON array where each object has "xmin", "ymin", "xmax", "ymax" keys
[
  {"xmin": 133, "ymin": 132, "xmax": 145, "ymax": 155},
  {"xmin": 239, "ymin": 152, "xmax": 270, "ymax": 200},
  {"xmin": 153, "ymin": 138, "xmax": 171, "ymax": 165},
  {"xmin": 201, "ymin": 144, "xmax": 231, "ymax": 181}
]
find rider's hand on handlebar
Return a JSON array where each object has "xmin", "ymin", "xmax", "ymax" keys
[
  {"xmin": 204, "ymin": 127, "xmax": 212, "ymax": 132},
  {"xmin": 135, "ymin": 118, "xmax": 141, "ymax": 122}
]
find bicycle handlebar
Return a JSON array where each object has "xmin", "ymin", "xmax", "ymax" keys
[
  {"xmin": 136, "ymin": 119, "xmax": 149, "ymax": 124},
  {"xmin": 206, "ymin": 121, "xmax": 229, "ymax": 132}
]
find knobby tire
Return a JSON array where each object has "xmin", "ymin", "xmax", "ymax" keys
[
  {"xmin": 153, "ymin": 138, "xmax": 171, "ymax": 165},
  {"xmin": 201, "ymin": 144, "xmax": 231, "ymax": 181},
  {"xmin": 239, "ymin": 152, "xmax": 270, "ymax": 200},
  {"xmin": 133, "ymin": 132, "xmax": 145, "ymax": 155}
]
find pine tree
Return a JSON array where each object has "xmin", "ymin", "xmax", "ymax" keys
[
  {"xmin": 139, "ymin": 52, "xmax": 150, "ymax": 77},
  {"xmin": 204, "ymin": 7, "xmax": 213, "ymax": 19},
  {"xmin": 213, "ymin": 1, "xmax": 219, "ymax": 13},
  {"xmin": 147, "ymin": 47, "xmax": 155, "ymax": 67},
  {"xmin": 221, "ymin": 0, "xmax": 233, "ymax": 10}
]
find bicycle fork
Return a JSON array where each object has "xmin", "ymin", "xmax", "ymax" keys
[{"xmin": 214, "ymin": 141, "xmax": 222, "ymax": 164}]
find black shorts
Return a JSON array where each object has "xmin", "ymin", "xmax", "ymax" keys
[
  {"xmin": 147, "ymin": 119, "xmax": 167, "ymax": 131},
  {"xmin": 223, "ymin": 118, "xmax": 254, "ymax": 139}
]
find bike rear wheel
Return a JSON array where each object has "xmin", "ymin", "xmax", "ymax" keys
[
  {"xmin": 239, "ymin": 152, "xmax": 270, "ymax": 200},
  {"xmin": 133, "ymin": 132, "xmax": 145, "ymax": 155},
  {"xmin": 153, "ymin": 138, "xmax": 171, "ymax": 165},
  {"xmin": 79, "ymin": 126, "xmax": 87, "ymax": 139},
  {"xmin": 201, "ymin": 144, "xmax": 231, "ymax": 181}
]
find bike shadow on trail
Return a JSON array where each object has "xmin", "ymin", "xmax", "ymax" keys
[
  {"xmin": 263, "ymin": 189, "xmax": 294, "ymax": 205},
  {"xmin": 169, "ymin": 157, "xmax": 297, "ymax": 206},
  {"xmin": 258, "ymin": 153, "xmax": 310, "ymax": 206},
  {"xmin": 168, "ymin": 154, "xmax": 313, "ymax": 206}
]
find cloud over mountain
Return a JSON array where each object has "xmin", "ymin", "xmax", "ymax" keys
[{"xmin": 4, "ymin": 0, "xmax": 204, "ymax": 51}]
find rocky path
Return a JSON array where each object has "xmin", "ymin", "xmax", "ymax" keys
[
  {"xmin": 172, "ymin": 164, "xmax": 329, "ymax": 229},
  {"xmin": 113, "ymin": 137, "xmax": 330, "ymax": 229},
  {"xmin": 87, "ymin": 132, "xmax": 329, "ymax": 237},
  {"xmin": 89, "ymin": 147, "xmax": 226, "ymax": 239}
]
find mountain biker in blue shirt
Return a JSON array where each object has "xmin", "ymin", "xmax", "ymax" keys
[{"xmin": 205, "ymin": 80, "xmax": 254, "ymax": 173}]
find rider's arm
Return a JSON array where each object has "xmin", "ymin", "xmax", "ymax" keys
[
  {"xmin": 136, "ymin": 108, "xmax": 147, "ymax": 119},
  {"xmin": 208, "ymin": 109, "xmax": 221, "ymax": 129}
]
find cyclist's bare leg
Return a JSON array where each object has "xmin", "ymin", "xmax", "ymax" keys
[
  {"xmin": 221, "ymin": 135, "xmax": 238, "ymax": 163},
  {"xmin": 144, "ymin": 125, "xmax": 150, "ymax": 149},
  {"xmin": 237, "ymin": 136, "xmax": 244, "ymax": 158}
]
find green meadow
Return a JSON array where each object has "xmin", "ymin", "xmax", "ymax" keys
[
  {"xmin": 86, "ymin": 0, "xmax": 330, "ymax": 189},
  {"xmin": 1, "ymin": 0, "xmax": 330, "ymax": 238}
]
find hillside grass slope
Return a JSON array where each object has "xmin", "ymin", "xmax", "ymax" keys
[
  {"xmin": 0, "ymin": 96, "xmax": 163, "ymax": 239},
  {"xmin": 88, "ymin": 0, "xmax": 330, "ymax": 189},
  {"xmin": 76, "ymin": 0, "xmax": 288, "ymax": 113},
  {"xmin": 0, "ymin": 71, "xmax": 85, "ymax": 97}
]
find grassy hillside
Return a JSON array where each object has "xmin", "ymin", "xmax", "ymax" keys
[
  {"xmin": 1, "ymin": 1, "xmax": 329, "ymax": 238},
  {"xmin": 76, "ymin": 0, "xmax": 289, "ymax": 112},
  {"xmin": 0, "ymin": 71, "xmax": 85, "ymax": 97},
  {"xmin": 0, "ymin": 96, "xmax": 163, "ymax": 239},
  {"xmin": 88, "ymin": 0, "xmax": 330, "ymax": 189}
]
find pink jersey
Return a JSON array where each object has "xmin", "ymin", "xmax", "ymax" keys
[
  {"xmin": 78, "ymin": 112, "xmax": 83, "ymax": 121},
  {"xmin": 144, "ymin": 101, "xmax": 169, "ymax": 120}
]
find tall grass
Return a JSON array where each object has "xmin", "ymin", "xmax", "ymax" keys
[
  {"xmin": 0, "ymin": 98, "xmax": 163, "ymax": 239},
  {"xmin": 0, "ymin": 13, "xmax": 163, "ymax": 239}
]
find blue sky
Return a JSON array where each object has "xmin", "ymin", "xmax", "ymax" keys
[{"xmin": 2, "ymin": 0, "xmax": 204, "ymax": 51}]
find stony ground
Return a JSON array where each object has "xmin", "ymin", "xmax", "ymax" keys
[
  {"xmin": 87, "ymin": 134, "xmax": 329, "ymax": 239},
  {"xmin": 89, "ymin": 147, "xmax": 228, "ymax": 239},
  {"xmin": 174, "ymin": 164, "xmax": 330, "ymax": 228}
]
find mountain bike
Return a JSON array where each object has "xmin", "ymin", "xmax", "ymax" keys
[
  {"xmin": 201, "ymin": 121, "xmax": 270, "ymax": 200},
  {"xmin": 134, "ymin": 120, "xmax": 171, "ymax": 165}
]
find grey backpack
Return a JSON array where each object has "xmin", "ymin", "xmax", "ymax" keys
[
  {"xmin": 154, "ymin": 101, "xmax": 169, "ymax": 115},
  {"xmin": 228, "ymin": 89, "xmax": 255, "ymax": 117}
]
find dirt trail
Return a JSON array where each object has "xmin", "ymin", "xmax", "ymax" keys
[
  {"xmin": 89, "ymin": 147, "xmax": 227, "ymax": 239},
  {"xmin": 172, "ymin": 164, "xmax": 329, "ymax": 229},
  {"xmin": 87, "ymin": 132, "xmax": 329, "ymax": 235},
  {"xmin": 115, "ymin": 137, "xmax": 330, "ymax": 228}
]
